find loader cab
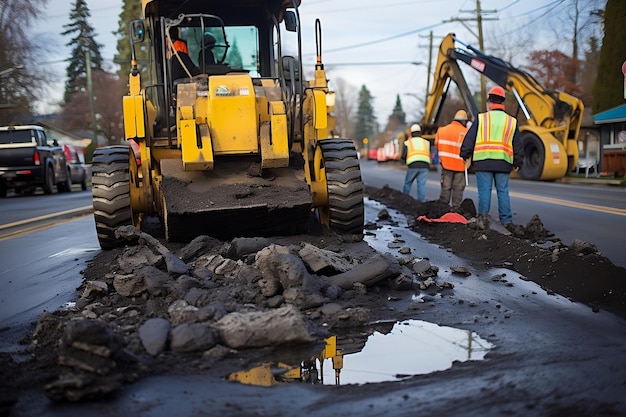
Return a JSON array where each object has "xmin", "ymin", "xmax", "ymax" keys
[{"xmin": 138, "ymin": 2, "xmax": 302, "ymax": 137}]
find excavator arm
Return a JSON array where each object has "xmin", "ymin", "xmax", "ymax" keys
[{"xmin": 422, "ymin": 34, "xmax": 479, "ymax": 139}]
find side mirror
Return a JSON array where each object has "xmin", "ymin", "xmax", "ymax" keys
[
  {"xmin": 284, "ymin": 11, "xmax": 297, "ymax": 32},
  {"xmin": 131, "ymin": 20, "xmax": 145, "ymax": 43}
]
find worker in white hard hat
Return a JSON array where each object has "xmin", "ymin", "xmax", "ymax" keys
[
  {"xmin": 435, "ymin": 109, "xmax": 469, "ymax": 210},
  {"xmin": 401, "ymin": 123, "xmax": 431, "ymax": 203},
  {"xmin": 460, "ymin": 86, "xmax": 523, "ymax": 227}
]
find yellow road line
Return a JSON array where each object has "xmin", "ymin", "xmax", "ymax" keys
[
  {"xmin": 0, "ymin": 213, "xmax": 92, "ymax": 241},
  {"xmin": 508, "ymin": 191, "xmax": 626, "ymax": 216},
  {"xmin": 0, "ymin": 205, "xmax": 93, "ymax": 230},
  {"xmin": 426, "ymin": 178, "xmax": 626, "ymax": 216}
]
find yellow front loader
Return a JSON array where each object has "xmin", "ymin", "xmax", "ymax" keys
[{"xmin": 91, "ymin": 0, "xmax": 364, "ymax": 248}]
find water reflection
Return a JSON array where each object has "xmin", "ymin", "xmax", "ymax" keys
[{"xmin": 227, "ymin": 319, "xmax": 493, "ymax": 386}]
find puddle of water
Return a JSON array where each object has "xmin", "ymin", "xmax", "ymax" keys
[{"xmin": 227, "ymin": 319, "xmax": 493, "ymax": 387}]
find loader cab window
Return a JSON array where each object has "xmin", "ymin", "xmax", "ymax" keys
[{"xmin": 184, "ymin": 25, "xmax": 260, "ymax": 77}]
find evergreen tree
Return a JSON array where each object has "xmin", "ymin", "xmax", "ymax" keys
[
  {"xmin": 61, "ymin": 0, "xmax": 104, "ymax": 103},
  {"xmin": 114, "ymin": 0, "xmax": 144, "ymax": 89},
  {"xmin": 226, "ymin": 38, "xmax": 244, "ymax": 69},
  {"xmin": 353, "ymin": 85, "xmax": 378, "ymax": 142},
  {"xmin": 592, "ymin": 0, "xmax": 626, "ymax": 114},
  {"xmin": 391, "ymin": 94, "xmax": 406, "ymax": 124}
]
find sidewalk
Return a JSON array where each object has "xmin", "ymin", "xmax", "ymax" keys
[{"xmin": 557, "ymin": 174, "xmax": 626, "ymax": 187}]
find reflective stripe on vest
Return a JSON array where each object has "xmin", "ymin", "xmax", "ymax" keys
[
  {"xmin": 406, "ymin": 136, "xmax": 430, "ymax": 165},
  {"xmin": 474, "ymin": 111, "xmax": 516, "ymax": 163},
  {"xmin": 436, "ymin": 122, "xmax": 467, "ymax": 171}
]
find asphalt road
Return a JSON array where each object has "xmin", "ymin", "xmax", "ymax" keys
[
  {"xmin": 0, "ymin": 216, "xmax": 98, "ymax": 353},
  {"xmin": 0, "ymin": 189, "xmax": 97, "ymax": 353}
]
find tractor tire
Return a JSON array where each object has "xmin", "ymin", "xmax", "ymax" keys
[
  {"xmin": 92, "ymin": 146, "xmax": 133, "ymax": 249},
  {"xmin": 318, "ymin": 139, "xmax": 364, "ymax": 235},
  {"xmin": 43, "ymin": 165, "xmax": 54, "ymax": 194},
  {"xmin": 518, "ymin": 132, "xmax": 544, "ymax": 180}
]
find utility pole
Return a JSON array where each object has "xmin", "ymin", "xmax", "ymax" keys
[
  {"xmin": 445, "ymin": 0, "xmax": 497, "ymax": 108},
  {"xmin": 86, "ymin": 52, "xmax": 98, "ymax": 163},
  {"xmin": 418, "ymin": 31, "xmax": 443, "ymax": 117},
  {"xmin": 420, "ymin": 31, "xmax": 434, "ymax": 106},
  {"xmin": 475, "ymin": 0, "xmax": 488, "ymax": 106}
]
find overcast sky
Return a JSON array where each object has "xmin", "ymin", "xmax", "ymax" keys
[{"xmin": 35, "ymin": 0, "xmax": 581, "ymax": 122}]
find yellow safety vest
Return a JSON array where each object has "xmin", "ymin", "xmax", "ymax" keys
[
  {"xmin": 473, "ymin": 111, "xmax": 516, "ymax": 163},
  {"xmin": 405, "ymin": 136, "xmax": 430, "ymax": 165}
]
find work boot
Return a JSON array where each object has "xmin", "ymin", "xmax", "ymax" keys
[
  {"xmin": 504, "ymin": 222, "xmax": 525, "ymax": 238},
  {"xmin": 460, "ymin": 198, "xmax": 476, "ymax": 218}
]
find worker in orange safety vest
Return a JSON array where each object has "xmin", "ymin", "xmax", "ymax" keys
[
  {"xmin": 167, "ymin": 26, "xmax": 199, "ymax": 81},
  {"xmin": 435, "ymin": 109, "xmax": 470, "ymax": 210}
]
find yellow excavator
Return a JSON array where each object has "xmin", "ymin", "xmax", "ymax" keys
[
  {"xmin": 91, "ymin": 0, "xmax": 364, "ymax": 248},
  {"xmin": 227, "ymin": 335, "xmax": 344, "ymax": 386},
  {"xmin": 422, "ymin": 33, "xmax": 584, "ymax": 181}
]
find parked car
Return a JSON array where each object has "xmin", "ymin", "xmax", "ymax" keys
[
  {"xmin": 63, "ymin": 144, "xmax": 88, "ymax": 190},
  {"xmin": 0, "ymin": 125, "xmax": 71, "ymax": 196}
]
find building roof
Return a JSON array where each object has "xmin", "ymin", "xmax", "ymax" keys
[{"xmin": 593, "ymin": 103, "xmax": 626, "ymax": 124}]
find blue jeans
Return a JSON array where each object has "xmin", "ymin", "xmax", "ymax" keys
[
  {"xmin": 403, "ymin": 167, "xmax": 429, "ymax": 202},
  {"xmin": 475, "ymin": 171, "xmax": 512, "ymax": 223}
]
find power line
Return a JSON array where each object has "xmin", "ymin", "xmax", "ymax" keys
[
  {"xmin": 326, "ymin": 61, "xmax": 424, "ymax": 67},
  {"xmin": 322, "ymin": 22, "xmax": 445, "ymax": 54}
]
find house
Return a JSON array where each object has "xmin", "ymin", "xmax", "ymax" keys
[{"xmin": 593, "ymin": 103, "xmax": 626, "ymax": 176}]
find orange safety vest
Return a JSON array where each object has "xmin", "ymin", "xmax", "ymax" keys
[
  {"xmin": 435, "ymin": 121, "xmax": 467, "ymax": 171},
  {"xmin": 405, "ymin": 136, "xmax": 431, "ymax": 165},
  {"xmin": 473, "ymin": 111, "xmax": 516, "ymax": 163}
]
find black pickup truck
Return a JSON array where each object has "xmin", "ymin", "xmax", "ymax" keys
[{"xmin": 0, "ymin": 125, "xmax": 72, "ymax": 197}]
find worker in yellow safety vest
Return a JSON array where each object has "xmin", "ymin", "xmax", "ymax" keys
[
  {"xmin": 460, "ymin": 86, "xmax": 523, "ymax": 227},
  {"xmin": 435, "ymin": 109, "xmax": 469, "ymax": 210},
  {"xmin": 401, "ymin": 124, "xmax": 431, "ymax": 202}
]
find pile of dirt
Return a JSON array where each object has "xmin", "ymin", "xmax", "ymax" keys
[
  {"xmin": 366, "ymin": 185, "xmax": 626, "ymax": 318},
  {"xmin": 0, "ymin": 223, "xmax": 441, "ymax": 409}
]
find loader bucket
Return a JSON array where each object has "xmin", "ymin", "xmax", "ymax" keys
[{"xmin": 158, "ymin": 158, "xmax": 312, "ymax": 242}]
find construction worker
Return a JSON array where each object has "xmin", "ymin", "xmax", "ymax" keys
[
  {"xmin": 401, "ymin": 124, "xmax": 431, "ymax": 203},
  {"xmin": 167, "ymin": 27, "xmax": 199, "ymax": 81},
  {"xmin": 198, "ymin": 32, "xmax": 217, "ymax": 67},
  {"xmin": 460, "ymin": 86, "xmax": 523, "ymax": 226},
  {"xmin": 435, "ymin": 109, "xmax": 469, "ymax": 210}
]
